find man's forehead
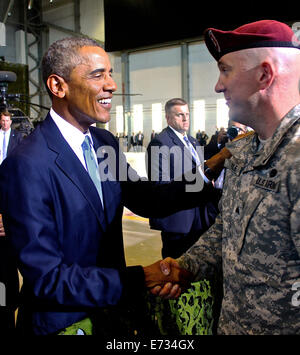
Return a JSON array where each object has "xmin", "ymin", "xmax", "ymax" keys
[
  {"xmin": 78, "ymin": 45, "xmax": 108, "ymax": 58},
  {"xmin": 171, "ymin": 104, "xmax": 189, "ymax": 111},
  {"xmin": 218, "ymin": 51, "xmax": 237, "ymax": 66},
  {"xmin": 76, "ymin": 46, "xmax": 111, "ymax": 68},
  {"xmin": 218, "ymin": 49, "xmax": 249, "ymax": 69}
]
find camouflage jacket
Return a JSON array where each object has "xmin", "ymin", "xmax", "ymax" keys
[{"xmin": 178, "ymin": 104, "xmax": 300, "ymax": 334}]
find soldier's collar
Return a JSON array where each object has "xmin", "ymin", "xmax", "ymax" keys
[
  {"xmin": 252, "ymin": 104, "xmax": 300, "ymax": 167},
  {"xmin": 226, "ymin": 131, "xmax": 255, "ymax": 164},
  {"xmin": 225, "ymin": 103, "xmax": 300, "ymax": 168}
]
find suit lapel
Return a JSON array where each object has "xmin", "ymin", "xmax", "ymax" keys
[
  {"xmin": 188, "ymin": 135, "xmax": 200, "ymax": 149},
  {"xmin": 40, "ymin": 115, "xmax": 107, "ymax": 230},
  {"xmin": 91, "ymin": 129, "xmax": 121, "ymax": 226},
  {"xmin": 166, "ymin": 127, "xmax": 197, "ymax": 166},
  {"xmin": 7, "ymin": 130, "xmax": 16, "ymax": 154},
  {"xmin": 165, "ymin": 126, "xmax": 199, "ymax": 174},
  {"xmin": 189, "ymin": 135, "xmax": 204, "ymax": 164},
  {"xmin": 166, "ymin": 127, "xmax": 202, "ymax": 168},
  {"xmin": 166, "ymin": 126, "xmax": 185, "ymax": 149}
]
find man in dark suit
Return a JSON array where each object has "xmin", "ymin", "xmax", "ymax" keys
[
  {"xmin": 204, "ymin": 121, "xmax": 247, "ymax": 160},
  {"xmin": 146, "ymin": 98, "xmax": 220, "ymax": 259},
  {"xmin": 150, "ymin": 130, "xmax": 157, "ymax": 141},
  {"xmin": 136, "ymin": 131, "xmax": 144, "ymax": 151},
  {"xmin": 0, "ymin": 111, "xmax": 23, "ymax": 164},
  {"xmin": 204, "ymin": 128, "xmax": 227, "ymax": 160},
  {"xmin": 0, "ymin": 37, "xmax": 215, "ymax": 335},
  {"xmin": 130, "ymin": 132, "xmax": 137, "ymax": 151}
]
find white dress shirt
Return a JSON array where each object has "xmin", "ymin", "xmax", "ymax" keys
[
  {"xmin": 168, "ymin": 125, "xmax": 190, "ymax": 148},
  {"xmin": 50, "ymin": 108, "xmax": 96, "ymax": 171},
  {"xmin": 168, "ymin": 125, "xmax": 209, "ymax": 183},
  {"xmin": 0, "ymin": 128, "xmax": 11, "ymax": 164}
]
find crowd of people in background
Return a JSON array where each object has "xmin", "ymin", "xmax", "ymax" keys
[{"xmin": 114, "ymin": 126, "xmax": 239, "ymax": 152}]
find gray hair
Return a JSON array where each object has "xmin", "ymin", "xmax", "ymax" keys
[{"xmin": 42, "ymin": 36, "xmax": 102, "ymax": 97}]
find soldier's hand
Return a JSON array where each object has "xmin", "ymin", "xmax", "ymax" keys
[
  {"xmin": 143, "ymin": 257, "xmax": 192, "ymax": 299},
  {"xmin": 150, "ymin": 283, "xmax": 182, "ymax": 299}
]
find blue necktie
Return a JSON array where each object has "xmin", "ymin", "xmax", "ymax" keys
[
  {"xmin": 183, "ymin": 135, "xmax": 200, "ymax": 166},
  {"xmin": 2, "ymin": 132, "xmax": 7, "ymax": 162},
  {"xmin": 81, "ymin": 135, "xmax": 104, "ymax": 207}
]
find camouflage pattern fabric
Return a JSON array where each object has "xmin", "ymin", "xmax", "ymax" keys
[
  {"xmin": 148, "ymin": 280, "xmax": 215, "ymax": 335},
  {"xmin": 178, "ymin": 104, "xmax": 300, "ymax": 334},
  {"xmin": 169, "ymin": 280, "xmax": 214, "ymax": 335},
  {"xmin": 58, "ymin": 317, "xmax": 93, "ymax": 335},
  {"xmin": 57, "ymin": 283, "xmax": 215, "ymax": 336}
]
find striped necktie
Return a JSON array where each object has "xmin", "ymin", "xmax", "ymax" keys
[
  {"xmin": 81, "ymin": 135, "xmax": 104, "ymax": 207},
  {"xmin": 183, "ymin": 135, "xmax": 200, "ymax": 166}
]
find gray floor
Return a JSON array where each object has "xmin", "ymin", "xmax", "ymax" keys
[
  {"xmin": 122, "ymin": 154, "xmax": 163, "ymax": 266},
  {"xmin": 122, "ymin": 216, "xmax": 162, "ymax": 267}
]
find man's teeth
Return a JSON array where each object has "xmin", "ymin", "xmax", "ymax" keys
[{"xmin": 98, "ymin": 98, "xmax": 111, "ymax": 104}]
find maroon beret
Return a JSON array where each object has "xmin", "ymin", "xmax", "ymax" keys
[{"xmin": 204, "ymin": 20, "xmax": 300, "ymax": 61}]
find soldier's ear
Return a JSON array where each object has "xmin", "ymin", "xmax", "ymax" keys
[
  {"xmin": 258, "ymin": 61, "xmax": 274, "ymax": 90},
  {"xmin": 47, "ymin": 74, "xmax": 68, "ymax": 98}
]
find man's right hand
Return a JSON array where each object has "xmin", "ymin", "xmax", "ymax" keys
[{"xmin": 145, "ymin": 257, "xmax": 193, "ymax": 299}]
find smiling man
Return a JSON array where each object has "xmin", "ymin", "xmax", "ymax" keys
[{"xmin": 0, "ymin": 37, "xmax": 215, "ymax": 335}]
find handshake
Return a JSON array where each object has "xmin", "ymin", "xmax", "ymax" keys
[{"xmin": 143, "ymin": 258, "xmax": 193, "ymax": 299}]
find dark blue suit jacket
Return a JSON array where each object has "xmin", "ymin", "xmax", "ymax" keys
[
  {"xmin": 7, "ymin": 129, "xmax": 23, "ymax": 156},
  {"xmin": 146, "ymin": 126, "xmax": 206, "ymax": 234},
  {"xmin": 0, "ymin": 114, "xmax": 214, "ymax": 334}
]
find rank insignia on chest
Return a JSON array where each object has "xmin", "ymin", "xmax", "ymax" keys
[{"xmin": 225, "ymin": 160, "xmax": 242, "ymax": 175}]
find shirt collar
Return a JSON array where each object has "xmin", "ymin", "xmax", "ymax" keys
[
  {"xmin": 1, "ymin": 128, "xmax": 11, "ymax": 135},
  {"xmin": 50, "ymin": 107, "xmax": 93, "ymax": 147},
  {"xmin": 168, "ymin": 125, "xmax": 188, "ymax": 145}
]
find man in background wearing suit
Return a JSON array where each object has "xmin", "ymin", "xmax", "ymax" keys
[
  {"xmin": 204, "ymin": 121, "xmax": 247, "ymax": 161},
  {"xmin": 146, "ymin": 98, "xmax": 220, "ymax": 258},
  {"xmin": 0, "ymin": 37, "xmax": 216, "ymax": 336},
  {"xmin": 0, "ymin": 111, "xmax": 23, "ymax": 164},
  {"xmin": 136, "ymin": 131, "xmax": 144, "ymax": 151}
]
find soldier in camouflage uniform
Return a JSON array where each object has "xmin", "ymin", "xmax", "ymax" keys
[
  {"xmin": 179, "ymin": 106, "xmax": 300, "ymax": 334},
  {"xmin": 156, "ymin": 20, "xmax": 300, "ymax": 334}
]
